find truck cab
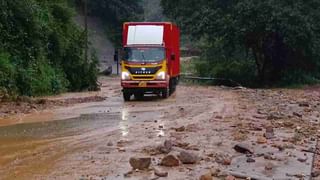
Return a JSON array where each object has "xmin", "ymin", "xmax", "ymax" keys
[
  {"xmin": 120, "ymin": 22, "xmax": 180, "ymax": 101},
  {"xmin": 118, "ymin": 22, "xmax": 180, "ymax": 101}
]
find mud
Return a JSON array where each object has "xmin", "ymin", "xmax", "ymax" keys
[{"xmin": 0, "ymin": 77, "xmax": 319, "ymax": 180}]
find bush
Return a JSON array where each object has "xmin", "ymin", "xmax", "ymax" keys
[
  {"xmin": 0, "ymin": 52, "xmax": 16, "ymax": 96},
  {"xmin": 278, "ymin": 70, "xmax": 320, "ymax": 87},
  {"xmin": 195, "ymin": 59, "xmax": 257, "ymax": 87}
]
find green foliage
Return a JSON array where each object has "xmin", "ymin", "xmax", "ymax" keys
[
  {"xmin": 194, "ymin": 59, "xmax": 257, "ymax": 87},
  {"xmin": 278, "ymin": 70, "xmax": 320, "ymax": 87},
  {"xmin": 162, "ymin": 0, "xmax": 320, "ymax": 86},
  {"xmin": 0, "ymin": 0, "xmax": 98, "ymax": 97},
  {"xmin": 143, "ymin": 0, "xmax": 165, "ymax": 21},
  {"xmin": 0, "ymin": 52, "xmax": 16, "ymax": 95}
]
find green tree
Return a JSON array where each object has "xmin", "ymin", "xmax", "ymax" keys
[
  {"xmin": 162, "ymin": 0, "xmax": 320, "ymax": 85},
  {"xmin": 0, "ymin": 0, "xmax": 98, "ymax": 97}
]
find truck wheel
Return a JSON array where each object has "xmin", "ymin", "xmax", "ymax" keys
[
  {"xmin": 169, "ymin": 80, "xmax": 176, "ymax": 95},
  {"xmin": 169, "ymin": 78, "xmax": 177, "ymax": 95},
  {"xmin": 123, "ymin": 92, "xmax": 131, "ymax": 101},
  {"xmin": 161, "ymin": 87, "xmax": 169, "ymax": 99}
]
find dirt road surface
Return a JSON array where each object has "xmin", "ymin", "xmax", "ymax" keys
[{"xmin": 0, "ymin": 77, "xmax": 319, "ymax": 180}]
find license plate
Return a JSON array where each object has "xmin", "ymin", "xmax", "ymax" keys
[{"xmin": 138, "ymin": 81, "xmax": 147, "ymax": 87}]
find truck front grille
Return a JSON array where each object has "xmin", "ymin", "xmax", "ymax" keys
[
  {"xmin": 126, "ymin": 66, "xmax": 162, "ymax": 75},
  {"xmin": 132, "ymin": 75, "xmax": 154, "ymax": 80}
]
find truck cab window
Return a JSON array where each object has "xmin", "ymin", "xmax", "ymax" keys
[{"xmin": 123, "ymin": 47, "xmax": 165, "ymax": 62}]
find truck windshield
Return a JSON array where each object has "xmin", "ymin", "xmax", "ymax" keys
[{"xmin": 123, "ymin": 47, "xmax": 165, "ymax": 62}]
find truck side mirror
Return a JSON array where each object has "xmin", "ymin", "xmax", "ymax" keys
[
  {"xmin": 114, "ymin": 50, "xmax": 119, "ymax": 62},
  {"xmin": 171, "ymin": 54, "xmax": 175, "ymax": 61}
]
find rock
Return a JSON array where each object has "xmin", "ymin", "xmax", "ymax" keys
[
  {"xmin": 225, "ymin": 175, "xmax": 236, "ymax": 180},
  {"xmin": 211, "ymin": 168, "xmax": 220, "ymax": 176},
  {"xmin": 233, "ymin": 143, "xmax": 253, "ymax": 154},
  {"xmin": 36, "ymin": 99, "xmax": 47, "ymax": 104},
  {"xmin": 251, "ymin": 125, "xmax": 263, "ymax": 131},
  {"xmin": 267, "ymin": 112, "xmax": 283, "ymax": 120},
  {"xmin": 102, "ymin": 66, "xmax": 112, "ymax": 76},
  {"xmin": 175, "ymin": 126, "xmax": 186, "ymax": 132},
  {"xmin": 257, "ymin": 136, "xmax": 267, "ymax": 144},
  {"xmin": 178, "ymin": 150, "xmax": 198, "ymax": 164},
  {"xmin": 129, "ymin": 157, "xmax": 151, "ymax": 170},
  {"xmin": 200, "ymin": 172, "xmax": 212, "ymax": 180},
  {"xmin": 158, "ymin": 140, "xmax": 173, "ymax": 154},
  {"xmin": 123, "ymin": 170, "xmax": 133, "ymax": 177},
  {"xmin": 247, "ymin": 157, "xmax": 256, "ymax": 163},
  {"xmin": 283, "ymin": 121, "xmax": 294, "ymax": 128},
  {"xmin": 107, "ymin": 141, "xmax": 113, "ymax": 146},
  {"xmin": 265, "ymin": 162, "xmax": 274, "ymax": 170},
  {"xmin": 154, "ymin": 168, "xmax": 168, "ymax": 177},
  {"xmin": 297, "ymin": 157, "xmax": 308, "ymax": 163},
  {"xmin": 264, "ymin": 126, "xmax": 275, "ymax": 139},
  {"xmin": 161, "ymin": 155, "xmax": 179, "ymax": 167},
  {"xmin": 299, "ymin": 102, "xmax": 309, "ymax": 107},
  {"xmin": 264, "ymin": 153, "xmax": 276, "ymax": 160},
  {"xmin": 293, "ymin": 112, "xmax": 302, "ymax": 118},
  {"xmin": 311, "ymin": 170, "xmax": 320, "ymax": 177},
  {"xmin": 215, "ymin": 154, "xmax": 232, "ymax": 165},
  {"xmin": 222, "ymin": 158, "xmax": 232, "ymax": 165},
  {"xmin": 118, "ymin": 148, "xmax": 126, "ymax": 152}
]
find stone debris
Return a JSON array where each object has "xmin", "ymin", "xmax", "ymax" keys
[
  {"xmin": 175, "ymin": 126, "xmax": 186, "ymax": 132},
  {"xmin": 118, "ymin": 148, "xmax": 126, "ymax": 152},
  {"xmin": 264, "ymin": 126, "xmax": 275, "ymax": 139},
  {"xmin": 311, "ymin": 170, "xmax": 320, "ymax": 177},
  {"xmin": 265, "ymin": 162, "xmax": 274, "ymax": 171},
  {"xmin": 293, "ymin": 112, "xmax": 303, "ymax": 118},
  {"xmin": 199, "ymin": 172, "xmax": 213, "ymax": 180},
  {"xmin": 178, "ymin": 150, "xmax": 198, "ymax": 164},
  {"xmin": 297, "ymin": 157, "xmax": 308, "ymax": 163},
  {"xmin": 246, "ymin": 157, "xmax": 256, "ymax": 163},
  {"xmin": 154, "ymin": 168, "xmax": 168, "ymax": 177},
  {"xmin": 160, "ymin": 154, "xmax": 180, "ymax": 167},
  {"xmin": 257, "ymin": 136, "xmax": 267, "ymax": 144},
  {"xmin": 158, "ymin": 140, "xmax": 173, "ymax": 154},
  {"xmin": 225, "ymin": 175, "xmax": 236, "ymax": 180},
  {"xmin": 129, "ymin": 157, "xmax": 151, "ymax": 170},
  {"xmin": 233, "ymin": 143, "xmax": 253, "ymax": 154}
]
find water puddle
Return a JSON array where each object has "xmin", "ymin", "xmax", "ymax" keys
[{"xmin": 0, "ymin": 109, "xmax": 162, "ymax": 140}]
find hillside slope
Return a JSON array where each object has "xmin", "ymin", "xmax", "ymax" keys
[{"xmin": 74, "ymin": 14, "xmax": 115, "ymax": 72}]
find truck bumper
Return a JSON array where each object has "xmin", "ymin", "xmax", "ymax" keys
[{"xmin": 121, "ymin": 80, "xmax": 168, "ymax": 89}]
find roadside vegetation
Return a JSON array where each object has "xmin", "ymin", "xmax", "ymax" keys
[
  {"xmin": 0, "ymin": 0, "xmax": 98, "ymax": 99},
  {"xmin": 162, "ymin": 0, "xmax": 320, "ymax": 87},
  {"xmin": 0, "ymin": 0, "xmax": 144, "ymax": 100}
]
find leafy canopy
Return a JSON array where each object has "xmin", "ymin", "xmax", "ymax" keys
[{"xmin": 162, "ymin": 0, "xmax": 320, "ymax": 84}]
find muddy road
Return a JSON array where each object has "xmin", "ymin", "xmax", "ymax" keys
[{"xmin": 0, "ymin": 77, "xmax": 319, "ymax": 180}]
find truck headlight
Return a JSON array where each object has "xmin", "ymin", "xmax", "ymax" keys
[
  {"xmin": 156, "ymin": 71, "xmax": 166, "ymax": 80},
  {"xmin": 121, "ymin": 71, "xmax": 130, "ymax": 80}
]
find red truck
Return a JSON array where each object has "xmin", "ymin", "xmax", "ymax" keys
[{"xmin": 116, "ymin": 22, "xmax": 180, "ymax": 101}]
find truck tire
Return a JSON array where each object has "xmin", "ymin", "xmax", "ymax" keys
[
  {"xmin": 123, "ymin": 92, "xmax": 131, "ymax": 101},
  {"xmin": 161, "ymin": 87, "xmax": 170, "ymax": 99},
  {"xmin": 169, "ymin": 78, "xmax": 177, "ymax": 95}
]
